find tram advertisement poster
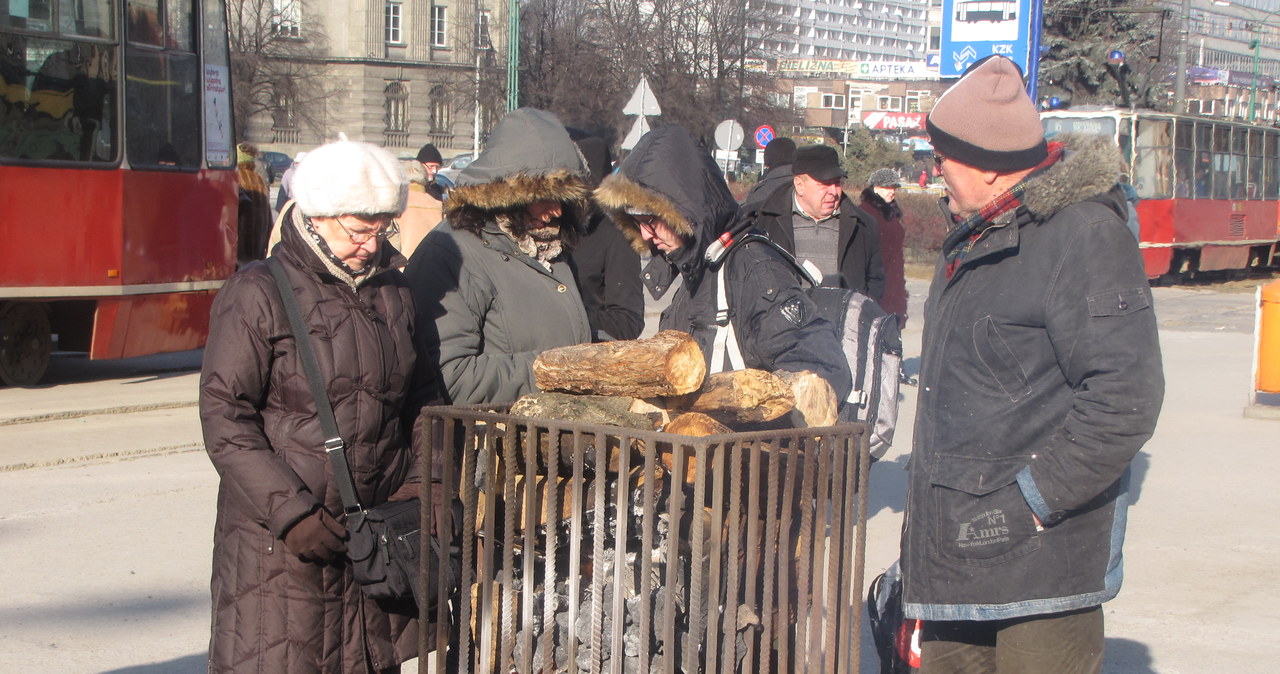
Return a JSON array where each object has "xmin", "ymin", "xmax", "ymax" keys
[{"xmin": 204, "ymin": 64, "xmax": 233, "ymax": 166}]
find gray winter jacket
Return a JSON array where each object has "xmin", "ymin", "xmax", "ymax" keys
[
  {"xmin": 901, "ymin": 136, "xmax": 1165, "ymax": 621},
  {"xmin": 404, "ymin": 108, "xmax": 592, "ymax": 405}
]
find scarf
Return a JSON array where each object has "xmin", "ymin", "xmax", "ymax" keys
[{"xmin": 942, "ymin": 141, "xmax": 1065, "ymax": 277}]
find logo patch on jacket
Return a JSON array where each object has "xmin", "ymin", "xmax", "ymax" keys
[{"xmin": 780, "ymin": 298, "xmax": 807, "ymax": 326}]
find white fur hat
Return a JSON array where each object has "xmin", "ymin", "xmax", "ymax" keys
[{"xmin": 292, "ymin": 140, "xmax": 408, "ymax": 217}]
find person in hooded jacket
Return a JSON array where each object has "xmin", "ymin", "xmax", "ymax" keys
[
  {"xmin": 740, "ymin": 136, "xmax": 795, "ymax": 213},
  {"xmin": 200, "ymin": 140, "xmax": 423, "ymax": 673},
  {"xmin": 903, "ymin": 56, "xmax": 1164, "ymax": 673},
  {"xmin": 567, "ymin": 133, "xmax": 644, "ymax": 342},
  {"xmin": 404, "ymin": 108, "xmax": 592, "ymax": 405},
  {"xmin": 593, "ymin": 125, "xmax": 851, "ymax": 401}
]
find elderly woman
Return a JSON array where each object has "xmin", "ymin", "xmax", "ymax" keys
[
  {"xmin": 200, "ymin": 140, "xmax": 422, "ymax": 673},
  {"xmin": 404, "ymin": 108, "xmax": 591, "ymax": 405},
  {"xmin": 859, "ymin": 168, "xmax": 908, "ymax": 329}
]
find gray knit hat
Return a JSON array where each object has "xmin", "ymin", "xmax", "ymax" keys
[
  {"xmin": 292, "ymin": 140, "xmax": 409, "ymax": 217},
  {"xmin": 926, "ymin": 56, "xmax": 1047, "ymax": 171},
  {"xmin": 868, "ymin": 168, "xmax": 902, "ymax": 188}
]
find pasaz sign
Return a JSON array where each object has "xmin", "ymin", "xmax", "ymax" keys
[{"xmin": 862, "ymin": 112, "xmax": 927, "ymax": 131}]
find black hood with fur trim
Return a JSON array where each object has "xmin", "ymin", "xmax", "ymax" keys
[
  {"xmin": 445, "ymin": 108, "xmax": 591, "ymax": 235},
  {"xmin": 594, "ymin": 125, "xmax": 740, "ymax": 268}
]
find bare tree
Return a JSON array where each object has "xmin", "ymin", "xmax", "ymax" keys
[
  {"xmin": 518, "ymin": 0, "xmax": 797, "ymax": 146},
  {"xmin": 226, "ymin": 0, "xmax": 333, "ymax": 140}
]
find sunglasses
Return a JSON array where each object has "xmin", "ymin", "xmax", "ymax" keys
[{"xmin": 932, "ymin": 153, "xmax": 948, "ymax": 169}]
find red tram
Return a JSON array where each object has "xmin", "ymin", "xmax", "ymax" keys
[
  {"xmin": 1, "ymin": 0, "xmax": 237, "ymax": 385},
  {"xmin": 1042, "ymin": 108, "xmax": 1280, "ymax": 281}
]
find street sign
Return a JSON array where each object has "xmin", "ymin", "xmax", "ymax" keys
[
  {"xmin": 714, "ymin": 120, "xmax": 744, "ymax": 151},
  {"xmin": 622, "ymin": 77, "xmax": 662, "ymax": 116},
  {"xmin": 940, "ymin": 0, "xmax": 1036, "ymax": 77},
  {"xmin": 620, "ymin": 115, "xmax": 652, "ymax": 151},
  {"xmin": 754, "ymin": 125, "xmax": 775, "ymax": 149}
]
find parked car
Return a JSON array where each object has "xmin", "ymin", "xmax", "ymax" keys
[
  {"xmin": 261, "ymin": 151, "xmax": 293, "ymax": 183},
  {"xmin": 438, "ymin": 153, "xmax": 473, "ymax": 183}
]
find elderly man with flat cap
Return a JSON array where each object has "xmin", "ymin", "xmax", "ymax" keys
[
  {"xmin": 747, "ymin": 143, "xmax": 884, "ymax": 299},
  {"xmin": 899, "ymin": 55, "xmax": 1164, "ymax": 674}
]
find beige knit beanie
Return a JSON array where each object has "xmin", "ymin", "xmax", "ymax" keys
[{"xmin": 926, "ymin": 56, "xmax": 1047, "ymax": 171}]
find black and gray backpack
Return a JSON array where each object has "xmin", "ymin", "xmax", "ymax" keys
[{"xmin": 706, "ymin": 232, "xmax": 901, "ymax": 457}]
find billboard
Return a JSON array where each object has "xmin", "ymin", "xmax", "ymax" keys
[{"xmin": 941, "ymin": 0, "xmax": 1036, "ymax": 78}]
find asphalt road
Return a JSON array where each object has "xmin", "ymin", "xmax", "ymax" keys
[{"xmin": 0, "ymin": 277, "xmax": 1275, "ymax": 672}]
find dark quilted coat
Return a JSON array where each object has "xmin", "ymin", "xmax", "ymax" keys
[{"xmin": 200, "ymin": 205, "xmax": 420, "ymax": 673}]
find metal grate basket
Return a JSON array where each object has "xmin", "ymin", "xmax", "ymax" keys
[{"xmin": 415, "ymin": 404, "xmax": 871, "ymax": 674}]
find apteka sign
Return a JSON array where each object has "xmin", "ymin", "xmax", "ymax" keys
[{"xmin": 775, "ymin": 59, "xmax": 931, "ymax": 80}]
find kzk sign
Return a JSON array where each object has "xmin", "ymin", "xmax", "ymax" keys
[{"xmin": 862, "ymin": 112, "xmax": 927, "ymax": 131}]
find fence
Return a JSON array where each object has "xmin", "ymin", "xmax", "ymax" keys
[{"xmin": 416, "ymin": 405, "xmax": 871, "ymax": 674}]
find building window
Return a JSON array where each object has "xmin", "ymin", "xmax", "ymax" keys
[
  {"xmin": 431, "ymin": 5, "xmax": 447, "ymax": 48},
  {"xmin": 429, "ymin": 85, "xmax": 450, "ymax": 132},
  {"xmin": 385, "ymin": 2, "xmax": 403, "ymax": 44},
  {"xmin": 272, "ymin": 0, "xmax": 301, "ymax": 38},
  {"xmin": 273, "ymin": 86, "xmax": 297, "ymax": 130},
  {"xmin": 477, "ymin": 9, "xmax": 492, "ymax": 48},
  {"xmin": 878, "ymin": 96, "xmax": 903, "ymax": 112},
  {"xmin": 821, "ymin": 93, "xmax": 846, "ymax": 109},
  {"xmin": 385, "ymin": 82, "xmax": 408, "ymax": 132}
]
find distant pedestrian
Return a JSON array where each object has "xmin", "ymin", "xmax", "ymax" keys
[
  {"xmin": 918, "ymin": 168, "xmax": 928, "ymax": 188},
  {"xmin": 274, "ymin": 150, "xmax": 307, "ymax": 212},
  {"xmin": 741, "ymin": 136, "xmax": 796, "ymax": 213},
  {"xmin": 236, "ymin": 142, "xmax": 272, "ymax": 265},
  {"xmin": 394, "ymin": 159, "xmax": 444, "ymax": 261},
  {"xmin": 903, "ymin": 55, "xmax": 1163, "ymax": 673},
  {"xmin": 416, "ymin": 143, "xmax": 447, "ymax": 200},
  {"xmin": 202, "ymin": 139, "xmax": 427, "ymax": 673},
  {"xmin": 860, "ymin": 168, "xmax": 908, "ymax": 328},
  {"xmin": 568, "ymin": 133, "xmax": 644, "ymax": 342}
]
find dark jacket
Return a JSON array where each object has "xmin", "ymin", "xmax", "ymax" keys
[
  {"xmin": 200, "ymin": 204, "xmax": 419, "ymax": 673},
  {"xmin": 859, "ymin": 188, "xmax": 908, "ymax": 326},
  {"xmin": 741, "ymin": 163, "xmax": 793, "ymax": 213},
  {"xmin": 901, "ymin": 136, "xmax": 1165, "ymax": 621},
  {"xmin": 749, "ymin": 182, "xmax": 885, "ymax": 300},
  {"xmin": 404, "ymin": 108, "xmax": 593, "ymax": 405},
  {"xmin": 594, "ymin": 126, "xmax": 851, "ymax": 400},
  {"xmin": 570, "ymin": 210, "xmax": 644, "ymax": 341}
]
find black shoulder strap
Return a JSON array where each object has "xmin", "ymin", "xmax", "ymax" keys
[{"xmin": 265, "ymin": 257, "xmax": 364, "ymax": 515}]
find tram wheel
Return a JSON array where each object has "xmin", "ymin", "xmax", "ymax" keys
[{"xmin": 0, "ymin": 302, "xmax": 52, "ymax": 387}]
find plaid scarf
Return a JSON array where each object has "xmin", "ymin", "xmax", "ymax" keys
[{"xmin": 942, "ymin": 142, "xmax": 1065, "ymax": 277}]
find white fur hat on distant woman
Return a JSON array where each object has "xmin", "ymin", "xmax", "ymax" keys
[{"xmin": 292, "ymin": 139, "xmax": 408, "ymax": 217}]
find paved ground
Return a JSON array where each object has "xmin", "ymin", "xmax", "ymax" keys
[{"xmin": 0, "ymin": 276, "xmax": 1276, "ymax": 672}]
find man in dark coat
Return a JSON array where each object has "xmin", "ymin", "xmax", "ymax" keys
[
  {"xmin": 416, "ymin": 143, "xmax": 447, "ymax": 200},
  {"xmin": 404, "ymin": 108, "xmax": 592, "ymax": 405},
  {"xmin": 568, "ymin": 133, "xmax": 644, "ymax": 341},
  {"xmin": 902, "ymin": 56, "xmax": 1164, "ymax": 673},
  {"xmin": 593, "ymin": 125, "xmax": 850, "ymax": 401},
  {"xmin": 741, "ymin": 136, "xmax": 795, "ymax": 213},
  {"xmin": 749, "ymin": 144, "xmax": 885, "ymax": 299}
]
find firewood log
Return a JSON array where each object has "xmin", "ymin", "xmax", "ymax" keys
[
  {"xmin": 662, "ymin": 369, "xmax": 795, "ymax": 423},
  {"xmin": 660, "ymin": 412, "xmax": 731, "ymax": 481},
  {"xmin": 532, "ymin": 330, "xmax": 706, "ymax": 397},
  {"xmin": 773, "ymin": 370, "xmax": 839, "ymax": 428}
]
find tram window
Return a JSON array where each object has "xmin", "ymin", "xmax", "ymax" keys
[
  {"xmin": 1175, "ymin": 121, "xmax": 1195, "ymax": 197},
  {"xmin": 2, "ymin": 0, "xmax": 114, "ymax": 38},
  {"xmin": 127, "ymin": 0, "xmax": 163, "ymax": 46},
  {"xmin": 0, "ymin": 35, "xmax": 118, "ymax": 163},
  {"xmin": 1247, "ymin": 129, "xmax": 1264, "ymax": 200},
  {"xmin": 1266, "ymin": 132, "xmax": 1280, "ymax": 200},
  {"xmin": 125, "ymin": 49, "xmax": 200, "ymax": 169},
  {"xmin": 1134, "ymin": 118, "xmax": 1172, "ymax": 199},
  {"xmin": 1213, "ymin": 126, "xmax": 1233, "ymax": 199},
  {"xmin": 2, "ymin": 0, "xmax": 52, "ymax": 31}
]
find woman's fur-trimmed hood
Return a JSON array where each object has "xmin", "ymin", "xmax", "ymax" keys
[
  {"xmin": 1019, "ymin": 134, "xmax": 1124, "ymax": 221},
  {"xmin": 593, "ymin": 125, "xmax": 740, "ymax": 255},
  {"xmin": 445, "ymin": 108, "xmax": 591, "ymax": 234}
]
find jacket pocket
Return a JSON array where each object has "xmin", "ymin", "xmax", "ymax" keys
[
  {"xmin": 971, "ymin": 316, "xmax": 1031, "ymax": 402},
  {"xmin": 1086, "ymin": 287, "xmax": 1151, "ymax": 317},
  {"xmin": 930, "ymin": 454, "xmax": 1041, "ymax": 567}
]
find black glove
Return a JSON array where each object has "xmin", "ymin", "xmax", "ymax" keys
[{"xmin": 283, "ymin": 508, "xmax": 348, "ymax": 563}]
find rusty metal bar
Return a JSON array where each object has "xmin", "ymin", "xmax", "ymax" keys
[{"xmin": 418, "ymin": 406, "xmax": 868, "ymax": 673}]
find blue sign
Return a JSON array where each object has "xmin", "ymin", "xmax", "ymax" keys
[
  {"xmin": 754, "ymin": 125, "xmax": 775, "ymax": 149},
  {"xmin": 940, "ymin": 0, "xmax": 1037, "ymax": 78},
  {"xmin": 926, "ymin": 53, "xmax": 941, "ymax": 69}
]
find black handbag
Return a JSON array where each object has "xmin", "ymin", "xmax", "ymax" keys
[{"xmin": 267, "ymin": 257, "xmax": 458, "ymax": 610}]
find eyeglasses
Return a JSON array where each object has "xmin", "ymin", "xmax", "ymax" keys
[
  {"xmin": 328, "ymin": 216, "xmax": 399, "ymax": 245},
  {"xmin": 633, "ymin": 214, "xmax": 662, "ymax": 233},
  {"xmin": 932, "ymin": 153, "xmax": 948, "ymax": 169}
]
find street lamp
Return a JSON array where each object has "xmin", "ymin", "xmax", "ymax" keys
[{"xmin": 1213, "ymin": 0, "xmax": 1280, "ymax": 123}]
